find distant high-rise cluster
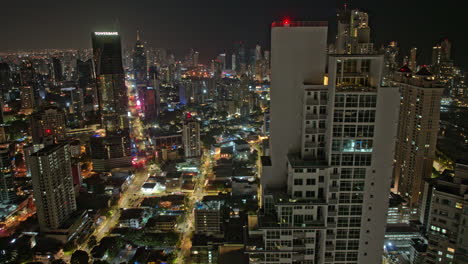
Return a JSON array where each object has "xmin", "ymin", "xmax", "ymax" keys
[{"xmin": 335, "ymin": 8, "xmax": 374, "ymax": 55}]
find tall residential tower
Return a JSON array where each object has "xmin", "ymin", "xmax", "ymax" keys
[
  {"xmin": 250, "ymin": 20, "xmax": 400, "ymax": 264},
  {"xmin": 392, "ymin": 66, "xmax": 443, "ymax": 212},
  {"xmin": 30, "ymin": 143, "xmax": 76, "ymax": 231},
  {"xmin": 182, "ymin": 114, "xmax": 201, "ymax": 158}
]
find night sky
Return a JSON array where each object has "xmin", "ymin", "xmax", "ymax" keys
[{"xmin": 1, "ymin": 0, "xmax": 466, "ymax": 69}]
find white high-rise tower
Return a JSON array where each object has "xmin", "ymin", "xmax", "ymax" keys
[{"xmin": 251, "ymin": 20, "xmax": 400, "ymax": 264}]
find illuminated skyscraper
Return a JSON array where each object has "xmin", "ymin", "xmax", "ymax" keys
[
  {"xmin": 431, "ymin": 39, "xmax": 459, "ymax": 96},
  {"xmin": 408, "ymin": 47, "xmax": 418, "ymax": 72},
  {"xmin": 20, "ymin": 86, "xmax": 34, "ymax": 112},
  {"xmin": 133, "ymin": 30, "xmax": 147, "ymax": 84},
  {"xmin": 335, "ymin": 8, "xmax": 374, "ymax": 54},
  {"xmin": 234, "ymin": 41, "xmax": 247, "ymax": 73},
  {"xmin": 182, "ymin": 114, "xmax": 201, "ymax": 158},
  {"xmin": 0, "ymin": 147, "xmax": 15, "ymax": 204},
  {"xmin": 217, "ymin": 53, "xmax": 227, "ymax": 70},
  {"xmin": 382, "ymin": 41, "xmax": 399, "ymax": 86},
  {"xmin": 92, "ymin": 31, "xmax": 128, "ymax": 133},
  {"xmin": 194, "ymin": 51, "xmax": 200, "ymax": 67},
  {"xmin": 255, "ymin": 44, "xmax": 262, "ymax": 61},
  {"xmin": 393, "ymin": 66, "xmax": 443, "ymax": 212},
  {"xmin": 431, "ymin": 39, "xmax": 450, "ymax": 67},
  {"xmin": 30, "ymin": 142, "xmax": 76, "ymax": 231},
  {"xmin": 435, "ymin": 39, "xmax": 452, "ymax": 63},
  {"xmin": 231, "ymin": 54, "xmax": 237, "ymax": 71}
]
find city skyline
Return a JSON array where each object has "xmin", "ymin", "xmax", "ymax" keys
[
  {"xmin": 0, "ymin": 2, "xmax": 467, "ymax": 264},
  {"xmin": 1, "ymin": 0, "xmax": 467, "ymax": 68}
]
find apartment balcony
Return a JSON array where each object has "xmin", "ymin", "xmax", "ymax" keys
[
  {"xmin": 325, "ymin": 255, "xmax": 334, "ymax": 262},
  {"xmin": 326, "ymin": 233, "xmax": 335, "ymax": 240},
  {"xmin": 305, "ymin": 127, "xmax": 318, "ymax": 134},
  {"xmin": 293, "ymin": 254, "xmax": 305, "ymax": 261},
  {"xmin": 327, "ymin": 222, "xmax": 337, "ymax": 228},
  {"xmin": 293, "ymin": 245, "xmax": 306, "ymax": 251},
  {"xmin": 294, "ymin": 221, "xmax": 326, "ymax": 228},
  {"xmin": 328, "ymin": 199, "xmax": 338, "ymax": 204},
  {"xmin": 328, "ymin": 210, "xmax": 337, "ymax": 217},
  {"xmin": 294, "ymin": 232, "xmax": 306, "ymax": 239},
  {"xmin": 326, "ymin": 244, "xmax": 335, "ymax": 251},
  {"xmin": 306, "ymin": 98, "xmax": 319, "ymax": 105},
  {"xmin": 305, "ymin": 142, "xmax": 318, "ymax": 148},
  {"xmin": 329, "ymin": 186, "xmax": 339, "ymax": 192},
  {"xmin": 305, "ymin": 113, "xmax": 328, "ymax": 120},
  {"xmin": 330, "ymin": 173, "xmax": 339, "ymax": 180},
  {"xmin": 305, "ymin": 113, "xmax": 318, "ymax": 120}
]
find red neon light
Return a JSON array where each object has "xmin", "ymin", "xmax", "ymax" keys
[{"xmin": 44, "ymin": 129, "xmax": 52, "ymax": 135}]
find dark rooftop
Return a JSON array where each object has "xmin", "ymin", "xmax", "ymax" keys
[
  {"xmin": 120, "ymin": 208, "xmax": 144, "ymax": 220},
  {"xmin": 398, "ymin": 64, "xmax": 412, "ymax": 73},
  {"xmin": 416, "ymin": 67, "xmax": 433, "ymax": 76},
  {"xmin": 142, "ymin": 182, "xmax": 156, "ymax": 189},
  {"xmin": 31, "ymin": 142, "xmax": 68, "ymax": 156}
]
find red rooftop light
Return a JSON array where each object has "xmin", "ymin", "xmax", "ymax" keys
[{"xmin": 271, "ymin": 21, "xmax": 328, "ymax": 28}]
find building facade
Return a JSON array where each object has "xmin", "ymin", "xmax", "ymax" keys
[
  {"xmin": 251, "ymin": 20, "xmax": 400, "ymax": 264},
  {"xmin": 183, "ymin": 116, "xmax": 201, "ymax": 158},
  {"xmin": 392, "ymin": 66, "xmax": 443, "ymax": 212},
  {"xmin": 20, "ymin": 86, "xmax": 34, "ymax": 112},
  {"xmin": 420, "ymin": 163, "xmax": 468, "ymax": 264},
  {"xmin": 133, "ymin": 31, "xmax": 147, "ymax": 84},
  {"xmin": 0, "ymin": 148, "xmax": 15, "ymax": 204},
  {"xmin": 335, "ymin": 9, "xmax": 373, "ymax": 55},
  {"xmin": 266, "ymin": 20, "xmax": 328, "ymax": 189},
  {"xmin": 194, "ymin": 200, "xmax": 222, "ymax": 235},
  {"xmin": 30, "ymin": 106, "xmax": 66, "ymax": 144},
  {"xmin": 92, "ymin": 31, "xmax": 128, "ymax": 133},
  {"xmin": 30, "ymin": 143, "xmax": 76, "ymax": 231}
]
